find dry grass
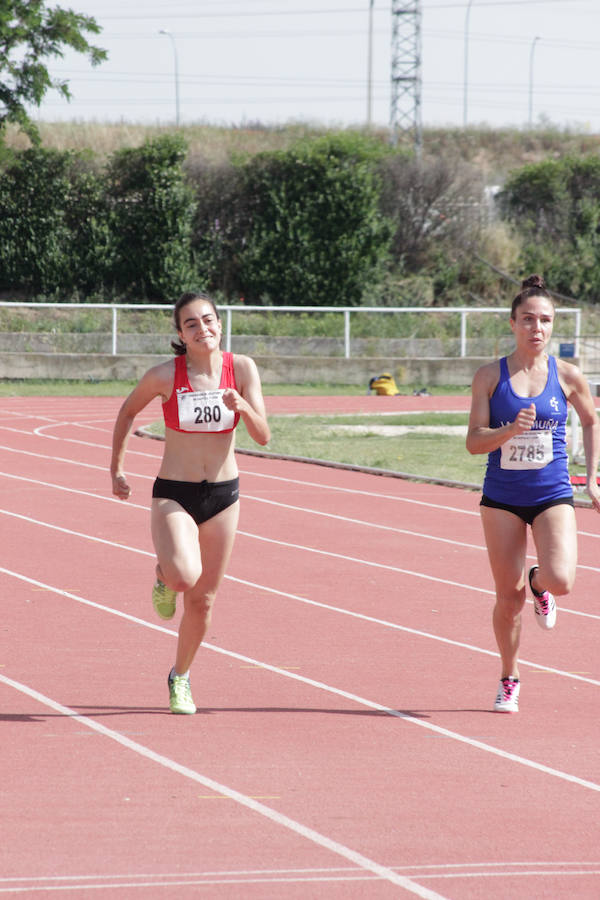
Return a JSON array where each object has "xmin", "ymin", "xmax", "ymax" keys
[
  {"xmin": 5, "ymin": 120, "xmax": 600, "ymax": 174},
  {"xmin": 423, "ymin": 126, "xmax": 600, "ymax": 182},
  {"xmin": 2, "ymin": 120, "xmax": 378, "ymax": 164}
]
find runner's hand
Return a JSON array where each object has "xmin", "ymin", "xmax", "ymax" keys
[
  {"xmin": 222, "ymin": 388, "xmax": 246, "ymax": 413},
  {"xmin": 112, "ymin": 473, "xmax": 131, "ymax": 500},
  {"xmin": 587, "ymin": 479, "xmax": 600, "ymax": 514},
  {"xmin": 513, "ymin": 403, "xmax": 536, "ymax": 434}
]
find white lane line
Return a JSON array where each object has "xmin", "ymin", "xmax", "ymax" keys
[
  {"xmin": 0, "ymin": 441, "xmax": 160, "ymax": 464},
  {"xmin": 242, "ymin": 493, "xmax": 487, "ymax": 551},
  {"xmin": 235, "ymin": 526, "xmax": 495, "ymax": 591},
  {"xmin": 2, "ymin": 869, "xmax": 597, "ymax": 893},
  {"xmin": 0, "ymin": 472, "xmax": 152, "ymax": 511},
  {"xmin": 0, "ymin": 671, "xmax": 447, "ymax": 900},
  {"xmin": 226, "ymin": 574, "xmax": 600, "ymax": 685},
  {"xmin": 0, "ymin": 875, "xmax": 406, "ymax": 893},
  {"xmin": 3, "ymin": 433, "xmax": 600, "ymax": 534},
  {"xmin": 4, "ymin": 433, "xmax": 600, "ymax": 563},
  {"xmin": 233, "ymin": 530, "xmax": 600, "ymax": 626},
  {"xmin": 2, "ymin": 509, "xmax": 600, "ymax": 683},
  {"xmin": 33, "ymin": 421, "xmax": 69, "ymax": 436},
  {"xmin": 421, "ymin": 869, "xmax": 600, "ymax": 881},
  {"xmin": 2, "ymin": 467, "xmax": 600, "ymax": 592},
  {"xmin": 0, "ymin": 475, "xmax": 493, "ymax": 592},
  {"xmin": 2, "ymin": 860, "xmax": 598, "ymax": 887},
  {"xmin": 0, "ymin": 435, "xmax": 481, "ymax": 514},
  {"xmin": 1, "ymin": 566, "xmax": 600, "ymax": 793}
]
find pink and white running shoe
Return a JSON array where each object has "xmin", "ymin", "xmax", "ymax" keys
[
  {"xmin": 494, "ymin": 677, "xmax": 520, "ymax": 713},
  {"xmin": 529, "ymin": 566, "xmax": 557, "ymax": 630}
]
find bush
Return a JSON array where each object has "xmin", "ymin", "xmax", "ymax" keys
[
  {"xmin": 378, "ymin": 156, "xmax": 485, "ymax": 266},
  {"xmin": 501, "ymin": 155, "xmax": 600, "ymax": 301},
  {"xmin": 188, "ymin": 158, "xmax": 247, "ymax": 299},
  {"xmin": 235, "ymin": 133, "xmax": 391, "ymax": 306},
  {"xmin": 0, "ymin": 146, "xmax": 109, "ymax": 296},
  {"xmin": 106, "ymin": 133, "xmax": 197, "ymax": 299}
]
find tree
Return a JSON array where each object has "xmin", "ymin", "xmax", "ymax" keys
[
  {"xmin": 501, "ymin": 155, "xmax": 600, "ymax": 301},
  {"xmin": 379, "ymin": 155, "xmax": 485, "ymax": 270},
  {"xmin": 0, "ymin": 1, "xmax": 106, "ymax": 144},
  {"xmin": 106, "ymin": 134, "xmax": 197, "ymax": 299},
  {"xmin": 237, "ymin": 134, "xmax": 391, "ymax": 306},
  {"xmin": 0, "ymin": 146, "xmax": 111, "ymax": 296}
]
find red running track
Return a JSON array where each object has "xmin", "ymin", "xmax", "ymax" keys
[{"xmin": 0, "ymin": 395, "xmax": 599, "ymax": 899}]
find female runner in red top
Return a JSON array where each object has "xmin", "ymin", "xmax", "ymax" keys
[{"xmin": 110, "ymin": 292, "xmax": 270, "ymax": 714}]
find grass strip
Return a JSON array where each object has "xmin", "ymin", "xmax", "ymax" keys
[
  {"xmin": 233, "ymin": 413, "xmax": 485, "ymax": 485},
  {"xmin": 0, "ymin": 379, "xmax": 471, "ymax": 398}
]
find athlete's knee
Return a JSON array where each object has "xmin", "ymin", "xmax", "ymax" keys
[
  {"xmin": 184, "ymin": 587, "xmax": 217, "ymax": 627},
  {"xmin": 494, "ymin": 588, "xmax": 525, "ymax": 619},
  {"xmin": 189, "ymin": 587, "xmax": 217, "ymax": 611},
  {"xmin": 541, "ymin": 566, "xmax": 574, "ymax": 597},
  {"xmin": 157, "ymin": 561, "xmax": 201, "ymax": 594}
]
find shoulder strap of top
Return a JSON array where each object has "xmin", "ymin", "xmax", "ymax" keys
[
  {"xmin": 173, "ymin": 354, "xmax": 192, "ymax": 391},
  {"xmin": 546, "ymin": 355, "xmax": 563, "ymax": 393},
  {"xmin": 219, "ymin": 351, "xmax": 237, "ymax": 389}
]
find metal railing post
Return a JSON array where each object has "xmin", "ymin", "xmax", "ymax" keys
[
  {"xmin": 225, "ymin": 308, "xmax": 232, "ymax": 353},
  {"xmin": 112, "ymin": 307, "xmax": 118, "ymax": 355},
  {"xmin": 344, "ymin": 309, "xmax": 351, "ymax": 359},
  {"xmin": 460, "ymin": 311, "xmax": 467, "ymax": 358}
]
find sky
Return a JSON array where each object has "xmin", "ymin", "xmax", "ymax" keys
[{"xmin": 28, "ymin": 0, "xmax": 600, "ymax": 133}]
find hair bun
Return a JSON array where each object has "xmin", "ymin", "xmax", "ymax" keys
[{"xmin": 521, "ymin": 274, "xmax": 546, "ymax": 290}]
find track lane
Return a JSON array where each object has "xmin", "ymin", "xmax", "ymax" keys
[{"xmin": 1, "ymin": 396, "xmax": 599, "ymax": 899}]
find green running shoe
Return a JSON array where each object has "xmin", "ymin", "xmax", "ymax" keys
[
  {"xmin": 152, "ymin": 579, "xmax": 177, "ymax": 620},
  {"xmin": 168, "ymin": 672, "xmax": 196, "ymax": 715}
]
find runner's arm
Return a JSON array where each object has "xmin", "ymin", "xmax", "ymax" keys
[
  {"xmin": 110, "ymin": 367, "xmax": 167, "ymax": 499},
  {"xmin": 559, "ymin": 363, "xmax": 600, "ymax": 512},
  {"xmin": 225, "ymin": 355, "xmax": 270, "ymax": 446},
  {"xmin": 466, "ymin": 365, "xmax": 535, "ymax": 455}
]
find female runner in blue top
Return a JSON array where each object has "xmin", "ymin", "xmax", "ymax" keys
[
  {"xmin": 467, "ymin": 275, "xmax": 600, "ymax": 713},
  {"xmin": 110, "ymin": 292, "xmax": 270, "ymax": 714}
]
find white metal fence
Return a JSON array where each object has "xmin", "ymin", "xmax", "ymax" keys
[{"xmin": 0, "ymin": 301, "xmax": 582, "ymax": 359}]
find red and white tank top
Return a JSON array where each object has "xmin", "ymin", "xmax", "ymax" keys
[{"xmin": 162, "ymin": 352, "xmax": 240, "ymax": 434}]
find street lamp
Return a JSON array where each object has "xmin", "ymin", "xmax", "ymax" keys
[
  {"xmin": 528, "ymin": 36, "xmax": 541, "ymax": 128},
  {"xmin": 158, "ymin": 29, "xmax": 180, "ymax": 127},
  {"xmin": 367, "ymin": 0, "xmax": 375, "ymax": 127},
  {"xmin": 463, "ymin": 0, "xmax": 475, "ymax": 128}
]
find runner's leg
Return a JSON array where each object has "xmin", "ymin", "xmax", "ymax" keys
[
  {"xmin": 480, "ymin": 506, "xmax": 528, "ymax": 679},
  {"xmin": 151, "ymin": 498, "xmax": 203, "ymax": 592},
  {"xmin": 174, "ymin": 501, "xmax": 240, "ymax": 675},
  {"xmin": 530, "ymin": 503, "xmax": 577, "ymax": 596}
]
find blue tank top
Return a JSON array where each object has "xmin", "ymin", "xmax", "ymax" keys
[{"xmin": 483, "ymin": 356, "xmax": 572, "ymax": 505}]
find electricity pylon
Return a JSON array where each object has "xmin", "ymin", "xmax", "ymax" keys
[{"xmin": 390, "ymin": 0, "xmax": 422, "ymax": 155}]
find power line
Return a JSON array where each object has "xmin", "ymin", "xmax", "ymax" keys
[
  {"xmin": 39, "ymin": 94, "xmax": 388, "ymax": 107},
  {"xmin": 54, "ymin": 71, "xmax": 389, "ymax": 87},
  {"xmin": 97, "ymin": 7, "xmax": 386, "ymax": 20},
  {"xmin": 424, "ymin": 0, "xmax": 595, "ymax": 8},
  {"xmin": 52, "ymin": 69, "xmax": 600, "ymax": 98},
  {"xmin": 101, "ymin": 29, "xmax": 389, "ymax": 40}
]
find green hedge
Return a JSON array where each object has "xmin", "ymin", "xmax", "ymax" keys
[
  {"xmin": 106, "ymin": 134, "xmax": 197, "ymax": 299},
  {"xmin": 0, "ymin": 135, "xmax": 197, "ymax": 300},
  {"xmin": 0, "ymin": 130, "xmax": 551, "ymax": 306},
  {"xmin": 501, "ymin": 154, "xmax": 600, "ymax": 302},
  {"xmin": 0, "ymin": 146, "xmax": 109, "ymax": 295}
]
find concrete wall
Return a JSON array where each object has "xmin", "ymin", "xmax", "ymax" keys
[{"xmin": 0, "ymin": 351, "xmax": 498, "ymax": 386}]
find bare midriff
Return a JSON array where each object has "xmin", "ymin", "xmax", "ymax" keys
[{"xmin": 157, "ymin": 428, "xmax": 238, "ymax": 482}]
